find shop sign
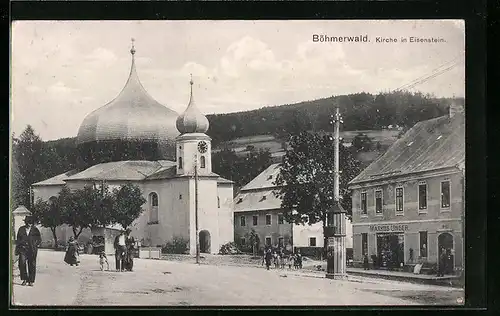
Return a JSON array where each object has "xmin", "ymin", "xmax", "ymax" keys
[{"xmin": 369, "ymin": 224, "xmax": 409, "ymax": 232}]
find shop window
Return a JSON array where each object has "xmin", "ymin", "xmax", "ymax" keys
[
  {"xmin": 361, "ymin": 233, "xmax": 368, "ymax": 256},
  {"xmin": 278, "ymin": 214, "xmax": 284, "ymax": 224},
  {"xmin": 265, "ymin": 237, "xmax": 272, "ymax": 246},
  {"xmin": 266, "ymin": 214, "xmax": 272, "ymax": 225},
  {"xmin": 441, "ymin": 181, "xmax": 450, "ymax": 209},
  {"xmin": 377, "ymin": 233, "xmax": 405, "ymax": 269},
  {"xmin": 361, "ymin": 192, "xmax": 367, "ymax": 215},
  {"xmin": 309, "ymin": 237, "xmax": 317, "ymax": 247},
  {"xmin": 375, "ymin": 190, "xmax": 383, "ymax": 214},
  {"xmin": 278, "ymin": 237, "xmax": 284, "ymax": 247},
  {"xmin": 419, "ymin": 231, "xmax": 428, "ymax": 258},
  {"xmin": 395, "ymin": 187, "xmax": 404, "ymax": 214},
  {"xmin": 200, "ymin": 156, "xmax": 206, "ymax": 169},
  {"xmin": 418, "ymin": 183, "xmax": 427, "ymax": 210},
  {"xmin": 252, "ymin": 215, "xmax": 258, "ymax": 226},
  {"xmin": 240, "ymin": 215, "xmax": 246, "ymax": 227}
]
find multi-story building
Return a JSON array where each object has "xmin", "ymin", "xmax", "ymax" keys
[
  {"xmin": 234, "ymin": 163, "xmax": 352, "ymax": 256},
  {"xmin": 348, "ymin": 104, "xmax": 465, "ymax": 272}
]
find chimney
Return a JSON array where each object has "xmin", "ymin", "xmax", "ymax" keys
[{"xmin": 449, "ymin": 100, "xmax": 464, "ymax": 118}]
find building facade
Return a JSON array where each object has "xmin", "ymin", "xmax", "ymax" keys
[
  {"xmin": 234, "ymin": 163, "xmax": 352, "ymax": 255},
  {"xmin": 348, "ymin": 105, "xmax": 465, "ymax": 272}
]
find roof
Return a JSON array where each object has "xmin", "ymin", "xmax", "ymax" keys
[
  {"xmin": 32, "ymin": 170, "xmax": 79, "ymax": 186},
  {"xmin": 34, "ymin": 160, "xmax": 232, "ymax": 184},
  {"xmin": 77, "ymin": 48, "xmax": 179, "ymax": 144},
  {"xmin": 65, "ymin": 160, "xmax": 176, "ymax": 181},
  {"xmin": 240, "ymin": 163, "xmax": 282, "ymax": 191},
  {"xmin": 234, "ymin": 190, "xmax": 282, "ymax": 213},
  {"xmin": 13, "ymin": 206, "xmax": 31, "ymax": 215},
  {"xmin": 234, "ymin": 163, "xmax": 283, "ymax": 212},
  {"xmin": 349, "ymin": 114, "xmax": 465, "ymax": 185}
]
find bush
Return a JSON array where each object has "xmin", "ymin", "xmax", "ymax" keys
[
  {"xmin": 162, "ymin": 236, "xmax": 189, "ymax": 254},
  {"xmin": 219, "ymin": 242, "xmax": 242, "ymax": 255}
]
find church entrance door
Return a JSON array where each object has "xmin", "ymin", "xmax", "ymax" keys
[{"xmin": 199, "ymin": 230, "xmax": 211, "ymax": 253}]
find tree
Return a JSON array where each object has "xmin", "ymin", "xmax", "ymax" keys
[
  {"xmin": 111, "ymin": 183, "xmax": 147, "ymax": 229},
  {"xmin": 13, "ymin": 125, "xmax": 46, "ymax": 208},
  {"xmin": 274, "ymin": 131, "xmax": 362, "ymax": 252},
  {"xmin": 60, "ymin": 186, "xmax": 95, "ymax": 239},
  {"xmin": 246, "ymin": 229, "xmax": 260, "ymax": 257},
  {"xmin": 31, "ymin": 197, "xmax": 64, "ymax": 248}
]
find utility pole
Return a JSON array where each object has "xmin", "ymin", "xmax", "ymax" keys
[
  {"xmin": 194, "ymin": 154, "xmax": 200, "ymax": 264},
  {"xmin": 326, "ymin": 107, "xmax": 348, "ymax": 280}
]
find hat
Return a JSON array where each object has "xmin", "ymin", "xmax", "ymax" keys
[{"xmin": 24, "ymin": 216, "xmax": 34, "ymax": 224}]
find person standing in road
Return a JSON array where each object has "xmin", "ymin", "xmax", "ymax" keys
[
  {"xmin": 437, "ymin": 247, "xmax": 446, "ymax": 277},
  {"xmin": 113, "ymin": 230, "xmax": 127, "ymax": 272},
  {"xmin": 15, "ymin": 216, "xmax": 41, "ymax": 286},
  {"xmin": 265, "ymin": 248, "xmax": 272, "ymax": 270},
  {"xmin": 123, "ymin": 229, "xmax": 135, "ymax": 272},
  {"xmin": 64, "ymin": 236, "xmax": 80, "ymax": 266}
]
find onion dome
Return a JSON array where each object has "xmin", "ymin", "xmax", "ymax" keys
[
  {"xmin": 77, "ymin": 39, "xmax": 179, "ymax": 144},
  {"xmin": 176, "ymin": 76, "xmax": 210, "ymax": 134}
]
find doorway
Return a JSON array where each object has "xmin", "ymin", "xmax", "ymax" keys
[
  {"xmin": 199, "ymin": 230, "xmax": 211, "ymax": 253},
  {"xmin": 438, "ymin": 232, "xmax": 454, "ymax": 273}
]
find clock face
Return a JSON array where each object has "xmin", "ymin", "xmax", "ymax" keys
[{"xmin": 197, "ymin": 141, "xmax": 208, "ymax": 153}]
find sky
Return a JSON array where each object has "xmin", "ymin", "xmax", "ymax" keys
[{"xmin": 11, "ymin": 20, "xmax": 465, "ymax": 141}]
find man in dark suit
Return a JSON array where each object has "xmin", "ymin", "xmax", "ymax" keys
[
  {"xmin": 15, "ymin": 216, "xmax": 42, "ymax": 286},
  {"xmin": 113, "ymin": 230, "xmax": 126, "ymax": 272}
]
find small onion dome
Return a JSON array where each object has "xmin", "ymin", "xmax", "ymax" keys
[
  {"xmin": 176, "ymin": 77, "xmax": 209, "ymax": 134},
  {"xmin": 77, "ymin": 40, "xmax": 179, "ymax": 144}
]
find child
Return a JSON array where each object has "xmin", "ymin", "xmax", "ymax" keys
[{"xmin": 99, "ymin": 251, "xmax": 109, "ymax": 271}]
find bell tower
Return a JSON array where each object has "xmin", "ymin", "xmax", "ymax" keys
[{"xmin": 175, "ymin": 75, "xmax": 212, "ymax": 176}]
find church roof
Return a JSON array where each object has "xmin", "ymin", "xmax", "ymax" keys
[
  {"xmin": 176, "ymin": 76, "xmax": 210, "ymax": 134},
  {"xmin": 349, "ymin": 113, "xmax": 465, "ymax": 185},
  {"xmin": 65, "ymin": 160, "xmax": 176, "ymax": 181},
  {"xmin": 32, "ymin": 170, "xmax": 79, "ymax": 186},
  {"xmin": 77, "ymin": 41, "xmax": 179, "ymax": 144}
]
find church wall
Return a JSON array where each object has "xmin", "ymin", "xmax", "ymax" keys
[
  {"xmin": 190, "ymin": 178, "xmax": 220, "ymax": 254},
  {"xmin": 217, "ymin": 183, "xmax": 235, "ymax": 247}
]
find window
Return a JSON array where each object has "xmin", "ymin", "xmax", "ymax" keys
[
  {"xmin": 278, "ymin": 237, "xmax": 284, "ymax": 247},
  {"xmin": 441, "ymin": 181, "xmax": 450, "ymax": 208},
  {"xmin": 240, "ymin": 215, "xmax": 246, "ymax": 227},
  {"xmin": 240, "ymin": 237, "xmax": 246, "ymax": 246},
  {"xmin": 278, "ymin": 214, "xmax": 284, "ymax": 224},
  {"xmin": 309, "ymin": 237, "xmax": 317, "ymax": 247},
  {"xmin": 418, "ymin": 183, "xmax": 427, "ymax": 210},
  {"xmin": 200, "ymin": 156, "xmax": 206, "ymax": 169},
  {"xmin": 395, "ymin": 187, "xmax": 404, "ymax": 213},
  {"xmin": 252, "ymin": 215, "xmax": 258, "ymax": 226},
  {"xmin": 178, "ymin": 157, "xmax": 183, "ymax": 169},
  {"xmin": 179, "ymin": 194, "xmax": 182, "ymax": 200},
  {"xmin": 217, "ymin": 197, "xmax": 220, "ymax": 208},
  {"xmin": 265, "ymin": 237, "xmax": 272, "ymax": 246},
  {"xmin": 375, "ymin": 190, "xmax": 383, "ymax": 214},
  {"xmin": 361, "ymin": 233, "xmax": 368, "ymax": 255},
  {"xmin": 419, "ymin": 231, "xmax": 428, "ymax": 258},
  {"xmin": 149, "ymin": 192, "xmax": 159, "ymax": 223},
  {"xmin": 266, "ymin": 214, "xmax": 272, "ymax": 225},
  {"xmin": 361, "ymin": 192, "xmax": 367, "ymax": 215}
]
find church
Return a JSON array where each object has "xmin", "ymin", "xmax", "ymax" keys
[{"xmin": 30, "ymin": 42, "xmax": 234, "ymax": 255}]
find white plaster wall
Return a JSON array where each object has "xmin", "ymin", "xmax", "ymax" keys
[
  {"xmin": 293, "ymin": 222, "xmax": 325, "ymax": 247},
  {"xmin": 32, "ymin": 185, "xmax": 64, "ymax": 201},
  {"xmin": 189, "ymin": 178, "xmax": 220, "ymax": 254},
  {"xmin": 217, "ymin": 184, "xmax": 235, "ymax": 247},
  {"xmin": 176, "ymin": 135, "xmax": 212, "ymax": 177}
]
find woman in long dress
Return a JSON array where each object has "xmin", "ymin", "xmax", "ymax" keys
[{"xmin": 64, "ymin": 236, "xmax": 80, "ymax": 266}]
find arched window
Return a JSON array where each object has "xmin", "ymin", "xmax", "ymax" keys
[
  {"xmin": 178, "ymin": 157, "xmax": 183, "ymax": 169},
  {"xmin": 200, "ymin": 156, "xmax": 206, "ymax": 169},
  {"xmin": 149, "ymin": 192, "xmax": 159, "ymax": 224}
]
